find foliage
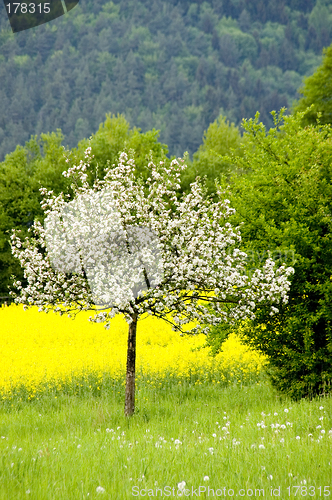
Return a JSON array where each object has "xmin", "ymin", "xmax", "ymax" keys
[
  {"xmin": 10, "ymin": 149, "xmax": 293, "ymax": 415},
  {"xmin": 76, "ymin": 113, "xmax": 169, "ymax": 184},
  {"xmin": 0, "ymin": 131, "xmax": 71, "ymax": 298},
  {"xmin": 182, "ymin": 114, "xmax": 243, "ymax": 196},
  {"xmin": 217, "ymin": 109, "xmax": 332, "ymax": 400},
  {"xmin": 0, "ymin": 0, "xmax": 330, "ymax": 161},
  {"xmin": 293, "ymin": 45, "xmax": 332, "ymax": 125}
]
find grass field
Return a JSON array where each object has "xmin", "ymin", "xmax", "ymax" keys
[{"xmin": 0, "ymin": 305, "xmax": 331, "ymax": 499}]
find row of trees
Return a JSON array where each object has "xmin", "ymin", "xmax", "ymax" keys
[{"xmin": 2, "ymin": 41, "xmax": 332, "ymax": 412}]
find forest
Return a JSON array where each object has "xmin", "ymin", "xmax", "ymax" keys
[{"xmin": 0, "ymin": 0, "xmax": 332, "ymax": 160}]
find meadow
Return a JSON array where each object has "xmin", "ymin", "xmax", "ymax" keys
[{"xmin": 0, "ymin": 305, "xmax": 331, "ymax": 499}]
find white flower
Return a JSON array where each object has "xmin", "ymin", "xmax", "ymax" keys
[
  {"xmin": 212, "ymin": 433, "xmax": 217, "ymax": 438},
  {"xmin": 204, "ymin": 476, "xmax": 209, "ymax": 481},
  {"xmin": 280, "ymin": 438, "xmax": 284, "ymax": 443},
  {"xmin": 259, "ymin": 444, "xmax": 265, "ymax": 449},
  {"xmin": 284, "ymin": 409, "xmax": 289, "ymax": 413},
  {"xmin": 174, "ymin": 439, "xmax": 182, "ymax": 445},
  {"xmin": 208, "ymin": 447, "xmax": 214, "ymax": 454},
  {"xmin": 178, "ymin": 481, "xmax": 186, "ymax": 491},
  {"xmin": 296, "ymin": 436, "xmax": 300, "ymax": 440},
  {"xmin": 96, "ymin": 486, "xmax": 105, "ymax": 494},
  {"xmin": 321, "ymin": 430, "xmax": 325, "ymax": 434},
  {"xmin": 319, "ymin": 406, "xmax": 324, "ymax": 410},
  {"xmin": 267, "ymin": 475, "xmax": 273, "ymax": 480}
]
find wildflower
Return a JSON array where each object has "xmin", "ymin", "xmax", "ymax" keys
[
  {"xmin": 174, "ymin": 439, "xmax": 182, "ymax": 445},
  {"xmin": 280, "ymin": 438, "xmax": 284, "ymax": 443},
  {"xmin": 178, "ymin": 481, "xmax": 186, "ymax": 491},
  {"xmin": 284, "ymin": 409, "xmax": 289, "ymax": 413},
  {"xmin": 208, "ymin": 447, "xmax": 214, "ymax": 454},
  {"xmin": 267, "ymin": 475, "xmax": 273, "ymax": 480},
  {"xmin": 296, "ymin": 436, "xmax": 300, "ymax": 440},
  {"xmin": 319, "ymin": 406, "xmax": 324, "ymax": 410},
  {"xmin": 259, "ymin": 444, "xmax": 265, "ymax": 449},
  {"xmin": 321, "ymin": 430, "xmax": 325, "ymax": 434},
  {"xmin": 204, "ymin": 476, "xmax": 209, "ymax": 481},
  {"xmin": 212, "ymin": 433, "xmax": 217, "ymax": 438},
  {"xmin": 96, "ymin": 486, "xmax": 105, "ymax": 494}
]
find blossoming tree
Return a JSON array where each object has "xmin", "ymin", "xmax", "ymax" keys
[{"xmin": 10, "ymin": 149, "xmax": 294, "ymax": 416}]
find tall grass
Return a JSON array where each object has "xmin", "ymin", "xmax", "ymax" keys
[{"xmin": 0, "ymin": 379, "xmax": 331, "ymax": 499}]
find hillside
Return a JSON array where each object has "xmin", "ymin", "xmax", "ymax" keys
[{"xmin": 0, "ymin": 0, "xmax": 331, "ymax": 159}]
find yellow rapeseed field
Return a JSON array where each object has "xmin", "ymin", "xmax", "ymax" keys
[{"xmin": 0, "ymin": 304, "xmax": 266, "ymax": 398}]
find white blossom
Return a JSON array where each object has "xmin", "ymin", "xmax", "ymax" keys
[{"xmin": 10, "ymin": 150, "xmax": 294, "ymax": 333}]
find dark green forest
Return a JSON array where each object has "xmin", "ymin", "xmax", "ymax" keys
[{"xmin": 0, "ymin": 0, "xmax": 332, "ymax": 160}]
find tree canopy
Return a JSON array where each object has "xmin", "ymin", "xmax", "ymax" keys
[
  {"xmin": 293, "ymin": 45, "xmax": 332, "ymax": 125},
  {"xmin": 183, "ymin": 114, "xmax": 243, "ymax": 196},
  {"xmin": 214, "ymin": 109, "xmax": 332, "ymax": 399}
]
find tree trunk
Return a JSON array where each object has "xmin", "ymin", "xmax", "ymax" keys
[{"xmin": 124, "ymin": 314, "xmax": 138, "ymax": 416}]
